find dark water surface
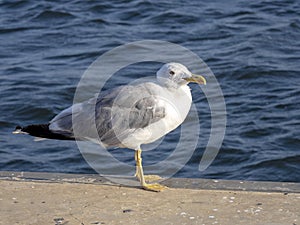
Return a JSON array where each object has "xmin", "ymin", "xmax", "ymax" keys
[{"xmin": 1, "ymin": 0, "xmax": 300, "ymax": 182}]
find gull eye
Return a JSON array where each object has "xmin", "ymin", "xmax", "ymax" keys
[{"xmin": 169, "ymin": 70, "xmax": 175, "ymax": 75}]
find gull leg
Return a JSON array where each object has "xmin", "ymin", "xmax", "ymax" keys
[
  {"xmin": 134, "ymin": 149, "xmax": 167, "ymax": 192},
  {"xmin": 134, "ymin": 150, "xmax": 140, "ymax": 178},
  {"xmin": 134, "ymin": 150, "xmax": 162, "ymax": 182}
]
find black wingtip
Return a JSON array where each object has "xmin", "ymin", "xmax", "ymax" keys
[
  {"xmin": 13, "ymin": 123, "xmax": 75, "ymax": 140},
  {"xmin": 15, "ymin": 125, "xmax": 22, "ymax": 130}
]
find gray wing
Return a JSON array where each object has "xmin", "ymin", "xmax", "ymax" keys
[
  {"xmin": 49, "ymin": 83, "xmax": 166, "ymax": 146},
  {"xmin": 95, "ymin": 84, "xmax": 166, "ymax": 146}
]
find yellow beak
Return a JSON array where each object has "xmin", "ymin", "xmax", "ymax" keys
[{"xmin": 184, "ymin": 74, "xmax": 206, "ymax": 85}]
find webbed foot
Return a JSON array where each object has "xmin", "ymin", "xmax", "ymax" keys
[{"xmin": 142, "ymin": 183, "xmax": 167, "ymax": 192}]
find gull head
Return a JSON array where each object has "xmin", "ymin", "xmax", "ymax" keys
[{"xmin": 156, "ymin": 62, "xmax": 206, "ymax": 88}]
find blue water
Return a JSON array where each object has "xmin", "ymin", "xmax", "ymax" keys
[{"xmin": 1, "ymin": 0, "xmax": 299, "ymax": 182}]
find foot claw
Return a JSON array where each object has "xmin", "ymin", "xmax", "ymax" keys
[{"xmin": 142, "ymin": 183, "xmax": 167, "ymax": 192}]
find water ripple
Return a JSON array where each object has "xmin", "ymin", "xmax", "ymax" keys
[{"xmin": 0, "ymin": 0, "xmax": 299, "ymax": 182}]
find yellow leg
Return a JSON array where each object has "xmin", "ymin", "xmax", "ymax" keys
[
  {"xmin": 134, "ymin": 150, "xmax": 162, "ymax": 182},
  {"xmin": 134, "ymin": 149, "xmax": 167, "ymax": 192}
]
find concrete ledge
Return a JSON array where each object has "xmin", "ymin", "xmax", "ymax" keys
[
  {"xmin": 0, "ymin": 171, "xmax": 299, "ymax": 225},
  {"xmin": 1, "ymin": 171, "xmax": 299, "ymax": 193}
]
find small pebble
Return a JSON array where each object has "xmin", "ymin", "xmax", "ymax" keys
[
  {"xmin": 122, "ymin": 209, "xmax": 133, "ymax": 213},
  {"xmin": 208, "ymin": 215, "xmax": 215, "ymax": 219},
  {"xmin": 53, "ymin": 218, "xmax": 64, "ymax": 224}
]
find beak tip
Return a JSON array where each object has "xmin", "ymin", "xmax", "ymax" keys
[
  {"xmin": 184, "ymin": 74, "xmax": 207, "ymax": 85},
  {"xmin": 194, "ymin": 74, "xmax": 207, "ymax": 85}
]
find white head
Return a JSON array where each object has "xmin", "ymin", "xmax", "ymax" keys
[{"xmin": 156, "ymin": 62, "xmax": 206, "ymax": 88}]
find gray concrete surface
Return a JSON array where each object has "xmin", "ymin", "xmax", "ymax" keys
[{"xmin": 0, "ymin": 171, "xmax": 299, "ymax": 225}]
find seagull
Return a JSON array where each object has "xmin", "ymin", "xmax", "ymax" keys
[{"xmin": 14, "ymin": 62, "xmax": 206, "ymax": 192}]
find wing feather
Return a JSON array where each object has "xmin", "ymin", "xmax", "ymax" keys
[{"xmin": 49, "ymin": 83, "xmax": 166, "ymax": 146}]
